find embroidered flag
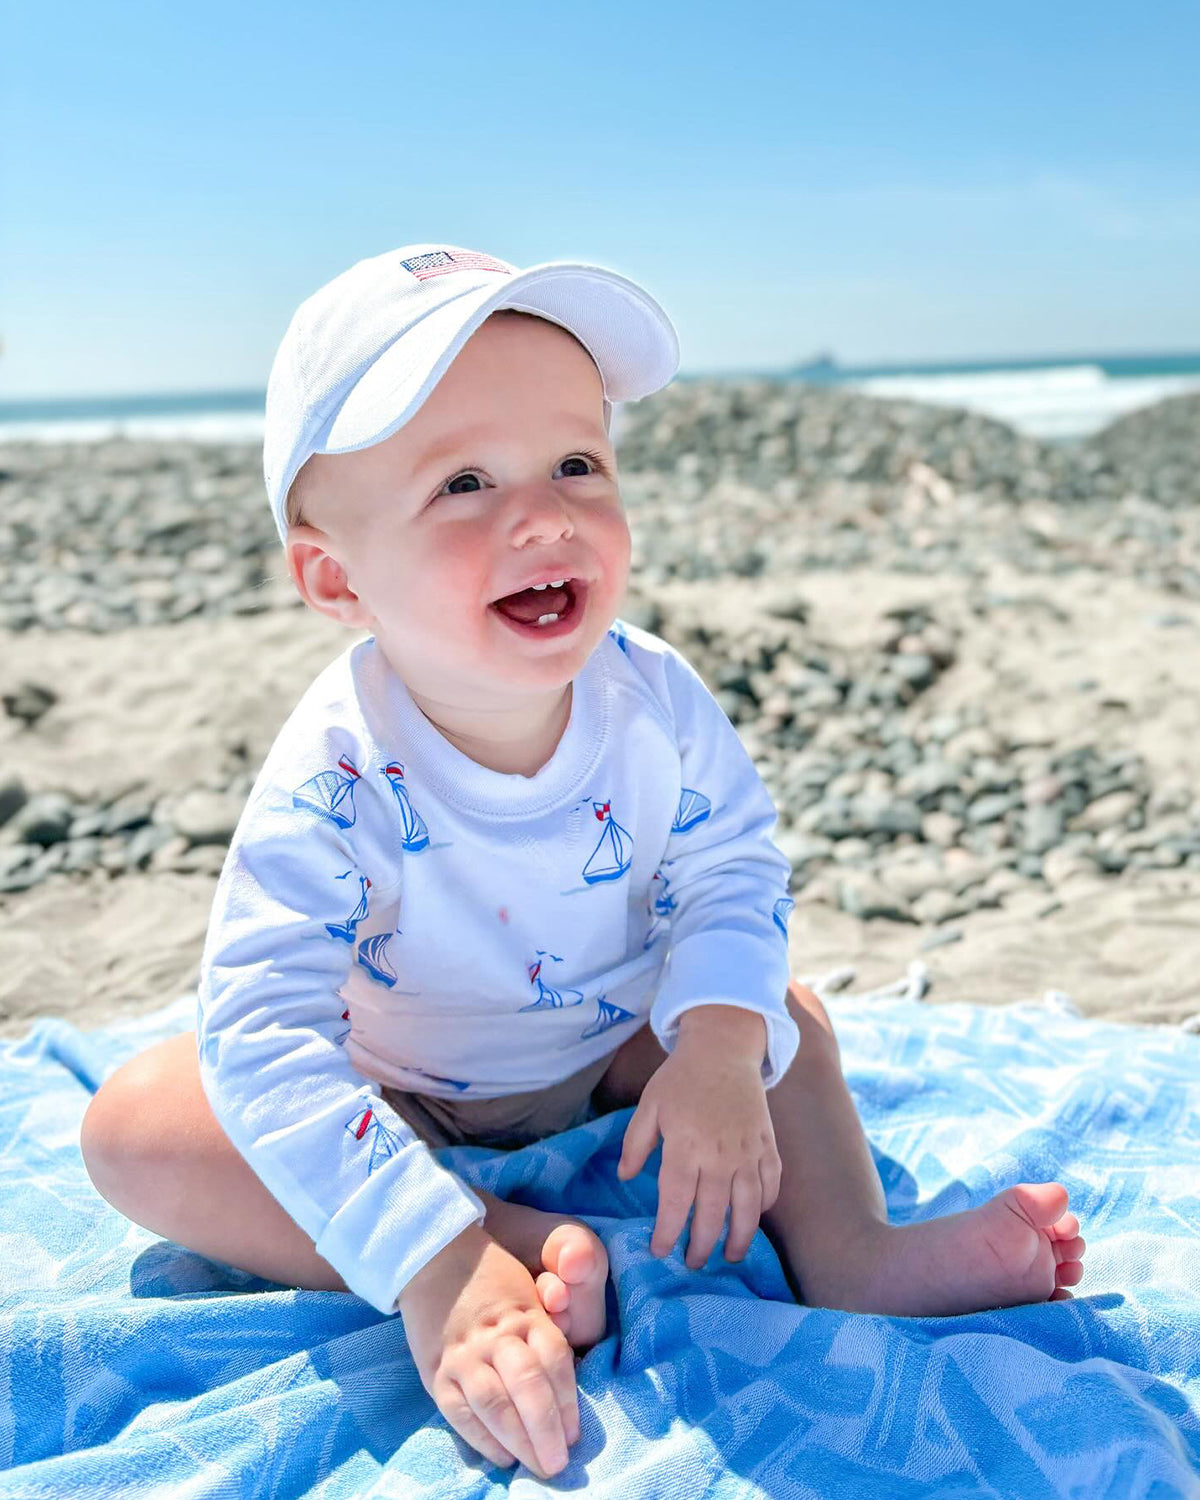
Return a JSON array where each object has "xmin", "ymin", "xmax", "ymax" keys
[{"xmin": 400, "ymin": 249, "xmax": 512, "ymax": 281}]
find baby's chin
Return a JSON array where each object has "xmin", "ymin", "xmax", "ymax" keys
[{"xmin": 372, "ymin": 598, "xmax": 614, "ymax": 695}]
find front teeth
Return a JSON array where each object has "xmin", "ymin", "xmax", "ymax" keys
[
  {"xmin": 536, "ymin": 613, "xmax": 560, "ymax": 625},
  {"xmin": 531, "ymin": 578, "xmax": 568, "ymax": 590}
]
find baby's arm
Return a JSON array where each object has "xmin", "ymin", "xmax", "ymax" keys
[
  {"xmin": 198, "ymin": 734, "xmax": 578, "ymax": 1475},
  {"xmin": 197, "ymin": 766, "xmax": 485, "ymax": 1311},
  {"xmin": 645, "ymin": 642, "xmax": 800, "ymax": 1088},
  {"xmin": 621, "ymin": 641, "xmax": 800, "ymax": 1263}
]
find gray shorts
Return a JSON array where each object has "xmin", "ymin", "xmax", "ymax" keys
[{"xmin": 379, "ymin": 1049, "xmax": 619, "ymax": 1151}]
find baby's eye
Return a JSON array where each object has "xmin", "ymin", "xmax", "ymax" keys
[
  {"xmin": 444, "ymin": 471, "xmax": 484, "ymax": 495},
  {"xmin": 439, "ymin": 452, "xmax": 606, "ymax": 497}
]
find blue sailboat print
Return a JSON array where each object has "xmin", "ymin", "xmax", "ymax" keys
[
  {"xmin": 326, "ymin": 873, "xmax": 371, "ymax": 943},
  {"xmin": 519, "ymin": 951, "xmax": 584, "ymax": 1012},
  {"xmin": 380, "ymin": 761, "xmax": 430, "ymax": 852},
  {"xmin": 671, "ymin": 787, "xmax": 711, "ymax": 834},
  {"xmin": 643, "ymin": 869, "xmax": 676, "ymax": 951},
  {"xmin": 345, "ymin": 1105, "xmax": 403, "ymax": 1174},
  {"xmin": 773, "ymin": 895, "xmax": 795, "ymax": 937},
  {"xmin": 357, "ymin": 932, "xmax": 398, "ymax": 988},
  {"xmin": 293, "ymin": 753, "xmax": 361, "ymax": 828},
  {"xmin": 582, "ymin": 799, "xmax": 633, "ymax": 885},
  {"xmin": 334, "ymin": 1007, "xmax": 351, "ymax": 1046},
  {"xmin": 608, "ymin": 621, "xmax": 630, "ymax": 654},
  {"xmin": 643, "ymin": 920, "xmax": 665, "ymax": 952},
  {"xmin": 581, "ymin": 994, "xmax": 637, "ymax": 1040}
]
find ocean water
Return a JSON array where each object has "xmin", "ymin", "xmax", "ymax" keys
[{"xmin": 2, "ymin": 351, "xmax": 1199, "ymax": 447}]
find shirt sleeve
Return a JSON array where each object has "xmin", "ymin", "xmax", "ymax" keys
[
  {"xmin": 647, "ymin": 646, "xmax": 800, "ymax": 1088},
  {"xmin": 196, "ymin": 740, "xmax": 486, "ymax": 1316}
]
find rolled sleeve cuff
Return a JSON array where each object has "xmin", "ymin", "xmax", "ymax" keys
[
  {"xmin": 314, "ymin": 1143, "xmax": 487, "ymax": 1315},
  {"xmin": 650, "ymin": 931, "xmax": 799, "ymax": 1088}
]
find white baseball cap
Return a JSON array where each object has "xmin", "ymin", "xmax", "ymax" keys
[{"xmin": 263, "ymin": 242, "xmax": 681, "ymax": 544}]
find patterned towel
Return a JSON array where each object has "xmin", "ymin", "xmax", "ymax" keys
[{"xmin": 2, "ymin": 977, "xmax": 1198, "ymax": 1498}]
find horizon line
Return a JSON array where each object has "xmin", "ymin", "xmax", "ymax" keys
[{"xmin": 4, "ymin": 343, "xmax": 1200, "ymax": 408}]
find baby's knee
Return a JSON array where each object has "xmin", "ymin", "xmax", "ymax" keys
[
  {"xmin": 784, "ymin": 977, "xmax": 840, "ymax": 1066},
  {"xmin": 80, "ymin": 1047, "xmax": 174, "ymax": 1209}
]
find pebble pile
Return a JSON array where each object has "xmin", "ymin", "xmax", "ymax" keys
[{"xmin": 2, "ymin": 384, "xmax": 1198, "ymax": 934}]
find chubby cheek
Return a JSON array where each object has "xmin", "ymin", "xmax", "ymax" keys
[
  {"xmin": 592, "ymin": 512, "xmax": 632, "ymax": 608},
  {"xmin": 404, "ymin": 545, "xmax": 494, "ymax": 637}
]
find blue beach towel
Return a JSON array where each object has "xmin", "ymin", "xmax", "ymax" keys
[{"xmin": 2, "ymin": 975, "xmax": 1199, "ymax": 1498}]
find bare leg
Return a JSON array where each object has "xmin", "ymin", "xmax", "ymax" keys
[
  {"xmin": 591, "ymin": 979, "xmax": 888, "ymax": 1298},
  {"xmin": 593, "ymin": 980, "xmax": 1088, "ymax": 1315},
  {"xmin": 79, "ymin": 1032, "xmax": 609, "ymax": 1342}
]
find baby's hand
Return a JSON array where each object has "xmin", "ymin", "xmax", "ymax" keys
[
  {"xmin": 397, "ymin": 1223, "xmax": 581, "ymax": 1479},
  {"xmin": 617, "ymin": 1027, "xmax": 782, "ymax": 1269}
]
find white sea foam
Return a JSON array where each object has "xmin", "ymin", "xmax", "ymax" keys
[
  {"xmin": 853, "ymin": 365, "xmax": 1200, "ymax": 440},
  {"xmin": 0, "ymin": 412, "xmax": 267, "ymax": 445},
  {"xmin": 2, "ymin": 368, "xmax": 1198, "ymax": 446}
]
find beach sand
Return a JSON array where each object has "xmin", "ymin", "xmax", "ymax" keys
[{"xmin": 3, "ymin": 559, "xmax": 1196, "ymax": 1042}]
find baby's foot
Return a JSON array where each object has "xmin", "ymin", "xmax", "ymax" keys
[
  {"xmin": 801, "ymin": 1182, "xmax": 1086, "ymax": 1317},
  {"xmin": 534, "ymin": 1222, "xmax": 610, "ymax": 1350}
]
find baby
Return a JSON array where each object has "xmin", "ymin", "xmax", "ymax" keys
[{"xmin": 81, "ymin": 243, "xmax": 1087, "ymax": 1482}]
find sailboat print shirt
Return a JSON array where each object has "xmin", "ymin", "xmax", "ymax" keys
[{"xmin": 196, "ymin": 616, "xmax": 800, "ymax": 1316}]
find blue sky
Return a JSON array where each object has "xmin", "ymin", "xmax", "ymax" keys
[{"xmin": 4, "ymin": 0, "xmax": 1198, "ymax": 398}]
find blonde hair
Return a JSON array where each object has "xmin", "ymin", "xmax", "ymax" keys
[{"xmin": 282, "ymin": 310, "xmax": 593, "ymax": 534}]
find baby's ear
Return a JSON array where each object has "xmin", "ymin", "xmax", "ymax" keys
[{"xmin": 285, "ymin": 529, "xmax": 369, "ymax": 627}]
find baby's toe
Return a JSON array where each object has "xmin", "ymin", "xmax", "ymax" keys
[
  {"xmin": 1055, "ymin": 1260, "xmax": 1085, "ymax": 1288},
  {"xmin": 542, "ymin": 1222, "xmax": 602, "ymax": 1285},
  {"xmin": 535, "ymin": 1269, "xmax": 570, "ymax": 1316},
  {"xmin": 1010, "ymin": 1182, "xmax": 1071, "ymax": 1229},
  {"xmin": 1053, "ymin": 1234, "xmax": 1086, "ymax": 1264}
]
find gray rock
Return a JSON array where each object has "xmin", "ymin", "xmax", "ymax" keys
[
  {"xmin": 912, "ymin": 889, "xmax": 968, "ymax": 924},
  {"xmin": 879, "ymin": 856, "xmax": 947, "ymax": 902},
  {"xmin": 896, "ymin": 760, "xmax": 960, "ymax": 803},
  {"xmin": 837, "ymin": 872, "xmax": 916, "ymax": 922},
  {"xmin": 849, "ymin": 794, "xmax": 924, "ymax": 837},
  {"xmin": 8, "ymin": 792, "xmax": 74, "ymax": 847},
  {"xmin": 60, "ymin": 836, "xmax": 105, "ymax": 873},
  {"xmin": 967, "ymin": 793, "xmax": 1019, "ymax": 825},
  {"xmin": 1022, "ymin": 803, "xmax": 1065, "ymax": 855},
  {"xmin": 888, "ymin": 653, "xmax": 937, "ymax": 691},
  {"xmin": 919, "ymin": 924, "xmax": 964, "ymax": 951},
  {"xmin": 0, "ymin": 844, "xmax": 38, "ymax": 878},
  {"xmin": 103, "ymin": 794, "xmax": 155, "ymax": 835},
  {"xmin": 169, "ymin": 789, "xmax": 246, "ymax": 846},
  {"xmin": 1072, "ymin": 789, "xmax": 1140, "ymax": 832}
]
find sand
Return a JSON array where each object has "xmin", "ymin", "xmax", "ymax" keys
[{"xmin": 2, "ymin": 562, "xmax": 1196, "ymax": 1044}]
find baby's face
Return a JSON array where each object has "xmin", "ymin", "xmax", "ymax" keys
[{"xmin": 286, "ymin": 312, "xmax": 630, "ymax": 710}]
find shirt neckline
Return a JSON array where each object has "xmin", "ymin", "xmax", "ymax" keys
[{"xmin": 367, "ymin": 635, "xmax": 613, "ymax": 818}]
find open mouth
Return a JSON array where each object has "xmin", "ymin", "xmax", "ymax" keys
[{"xmin": 489, "ymin": 579, "xmax": 587, "ymax": 640}]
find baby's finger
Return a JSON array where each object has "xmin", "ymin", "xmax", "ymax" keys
[
  {"xmin": 458, "ymin": 1359, "xmax": 549, "ymax": 1479},
  {"xmin": 650, "ymin": 1155, "xmax": 700, "ymax": 1258},
  {"xmin": 491, "ymin": 1336, "xmax": 570, "ymax": 1477},
  {"xmin": 439, "ymin": 1377, "xmax": 517, "ymax": 1471},
  {"xmin": 526, "ymin": 1319, "xmax": 582, "ymax": 1447},
  {"xmin": 723, "ymin": 1163, "xmax": 764, "ymax": 1261},
  {"xmin": 685, "ymin": 1169, "xmax": 733, "ymax": 1269}
]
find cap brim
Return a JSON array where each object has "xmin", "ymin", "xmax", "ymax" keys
[{"xmin": 313, "ymin": 261, "xmax": 680, "ymax": 457}]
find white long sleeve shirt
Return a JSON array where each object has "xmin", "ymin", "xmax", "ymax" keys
[{"xmin": 196, "ymin": 616, "xmax": 800, "ymax": 1315}]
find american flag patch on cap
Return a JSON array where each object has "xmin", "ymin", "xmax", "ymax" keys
[{"xmin": 399, "ymin": 249, "xmax": 512, "ymax": 281}]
